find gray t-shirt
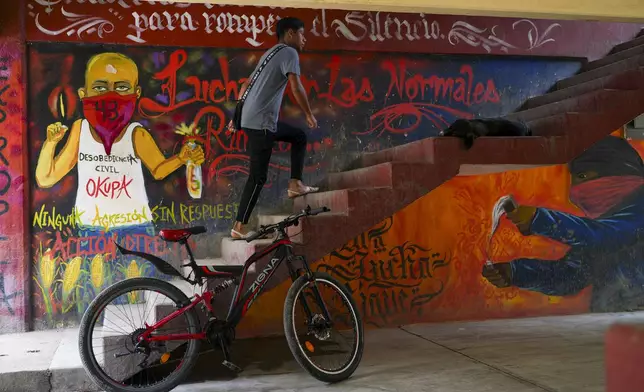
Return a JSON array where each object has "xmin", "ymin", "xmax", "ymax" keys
[{"xmin": 240, "ymin": 44, "xmax": 300, "ymax": 132}]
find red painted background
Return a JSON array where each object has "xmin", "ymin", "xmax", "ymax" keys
[
  {"xmin": 26, "ymin": 1, "xmax": 642, "ymax": 60},
  {"xmin": 0, "ymin": 1, "xmax": 28, "ymax": 333}
]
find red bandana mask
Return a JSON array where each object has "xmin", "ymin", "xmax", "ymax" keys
[
  {"xmin": 82, "ymin": 92, "xmax": 137, "ymax": 155},
  {"xmin": 569, "ymin": 175, "xmax": 644, "ymax": 218}
]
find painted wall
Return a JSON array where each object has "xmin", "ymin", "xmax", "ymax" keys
[
  {"xmin": 0, "ymin": 2, "xmax": 28, "ymax": 334},
  {"xmin": 27, "ymin": 42, "xmax": 582, "ymax": 329},
  {"xmin": 10, "ymin": 0, "xmax": 644, "ymax": 335},
  {"xmin": 237, "ymin": 130, "xmax": 644, "ymax": 337}
]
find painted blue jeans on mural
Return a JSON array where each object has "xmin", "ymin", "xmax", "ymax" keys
[{"xmin": 510, "ymin": 189, "xmax": 644, "ymax": 312}]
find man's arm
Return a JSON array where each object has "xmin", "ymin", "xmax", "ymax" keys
[
  {"xmin": 35, "ymin": 119, "xmax": 81, "ymax": 188},
  {"xmin": 280, "ymin": 47, "xmax": 314, "ymax": 119},
  {"xmin": 133, "ymin": 127, "xmax": 204, "ymax": 181},
  {"xmin": 288, "ymin": 73, "xmax": 313, "ymax": 118}
]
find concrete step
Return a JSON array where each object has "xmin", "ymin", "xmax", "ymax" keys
[
  {"xmin": 327, "ymin": 162, "xmax": 438, "ymax": 190},
  {"xmin": 221, "ymin": 237, "xmax": 274, "ymax": 272},
  {"xmin": 556, "ymin": 54, "xmax": 644, "ymax": 90},
  {"xmin": 611, "ymin": 30, "xmax": 644, "ymax": 54},
  {"xmin": 258, "ymin": 214, "xmax": 290, "ymax": 227},
  {"xmin": 293, "ymin": 187, "xmax": 395, "ymax": 215},
  {"xmin": 525, "ymin": 112, "xmax": 579, "ymax": 137},
  {"xmin": 507, "ymin": 89, "xmax": 626, "ymax": 124},
  {"xmin": 358, "ymin": 136, "xmax": 446, "ymax": 168},
  {"xmin": 585, "ymin": 42, "xmax": 644, "ymax": 72},
  {"xmin": 524, "ymin": 67, "xmax": 644, "ymax": 108}
]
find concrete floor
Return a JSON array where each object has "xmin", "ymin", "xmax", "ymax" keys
[
  {"xmin": 1, "ymin": 312, "xmax": 642, "ymax": 391},
  {"xmin": 175, "ymin": 312, "xmax": 644, "ymax": 392}
]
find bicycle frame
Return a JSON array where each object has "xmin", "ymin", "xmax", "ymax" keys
[{"xmin": 117, "ymin": 230, "xmax": 332, "ymax": 343}]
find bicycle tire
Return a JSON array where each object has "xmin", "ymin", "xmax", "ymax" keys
[
  {"xmin": 283, "ymin": 272, "xmax": 364, "ymax": 383},
  {"xmin": 78, "ymin": 277, "xmax": 201, "ymax": 392}
]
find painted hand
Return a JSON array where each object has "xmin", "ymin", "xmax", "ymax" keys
[
  {"xmin": 226, "ymin": 120, "xmax": 236, "ymax": 134},
  {"xmin": 506, "ymin": 205, "xmax": 537, "ymax": 235},
  {"xmin": 46, "ymin": 122, "xmax": 68, "ymax": 144},
  {"xmin": 482, "ymin": 263, "xmax": 513, "ymax": 288},
  {"xmin": 179, "ymin": 143, "xmax": 205, "ymax": 165}
]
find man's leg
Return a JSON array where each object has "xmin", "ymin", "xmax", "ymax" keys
[
  {"xmin": 274, "ymin": 121, "xmax": 318, "ymax": 197},
  {"xmin": 232, "ymin": 129, "xmax": 273, "ymax": 238}
]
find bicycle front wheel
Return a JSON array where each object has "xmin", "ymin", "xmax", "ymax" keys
[
  {"xmin": 283, "ymin": 272, "xmax": 364, "ymax": 383},
  {"xmin": 78, "ymin": 277, "xmax": 201, "ymax": 392}
]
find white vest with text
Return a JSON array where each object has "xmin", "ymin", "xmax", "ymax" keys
[{"xmin": 74, "ymin": 120, "xmax": 151, "ymax": 228}]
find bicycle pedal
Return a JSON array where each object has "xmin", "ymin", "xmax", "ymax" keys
[{"xmin": 222, "ymin": 360, "xmax": 242, "ymax": 373}]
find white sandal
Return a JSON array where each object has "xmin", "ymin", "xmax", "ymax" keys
[
  {"xmin": 287, "ymin": 186, "xmax": 319, "ymax": 199},
  {"xmin": 230, "ymin": 229, "xmax": 257, "ymax": 240}
]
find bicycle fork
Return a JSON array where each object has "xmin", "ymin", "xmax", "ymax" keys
[{"xmin": 286, "ymin": 253, "xmax": 333, "ymax": 329}]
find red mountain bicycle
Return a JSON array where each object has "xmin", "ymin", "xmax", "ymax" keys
[{"xmin": 78, "ymin": 206, "xmax": 364, "ymax": 392}]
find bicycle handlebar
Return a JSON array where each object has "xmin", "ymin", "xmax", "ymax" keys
[{"xmin": 245, "ymin": 205, "xmax": 330, "ymax": 242}]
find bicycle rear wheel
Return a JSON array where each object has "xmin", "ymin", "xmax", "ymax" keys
[
  {"xmin": 283, "ymin": 272, "xmax": 364, "ymax": 383},
  {"xmin": 78, "ymin": 277, "xmax": 201, "ymax": 392}
]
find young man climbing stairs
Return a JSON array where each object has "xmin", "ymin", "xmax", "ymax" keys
[{"xmin": 227, "ymin": 17, "xmax": 319, "ymax": 240}]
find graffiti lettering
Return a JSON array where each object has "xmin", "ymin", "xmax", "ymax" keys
[
  {"xmin": 318, "ymin": 217, "xmax": 450, "ymax": 326},
  {"xmin": 32, "ymin": 201, "xmax": 240, "ymax": 232},
  {"xmin": 0, "ymin": 56, "xmax": 11, "ymax": 220},
  {"xmin": 0, "ymin": 57, "xmax": 8, "ymax": 124},
  {"xmin": 90, "ymin": 205, "xmax": 151, "ymax": 231},
  {"xmin": 0, "ymin": 136, "xmax": 8, "ymax": 166},
  {"xmin": 49, "ymin": 230, "xmax": 186, "ymax": 262},
  {"xmin": 294, "ymin": 56, "xmax": 375, "ymax": 109},
  {"xmin": 178, "ymin": 202, "xmax": 239, "ymax": 224},
  {"xmin": 127, "ymin": 9, "xmax": 279, "ymax": 46},
  {"xmin": 151, "ymin": 201, "xmax": 239, "ymax": 224},
  {"xmin": 0, "ymin": 49, "xmax": 23, "ymax": 320},
  {"xmin": 85, "ymin": 175, "xmax": 133, "ymax": 199},
  {"xmin": 128, "ymin": 11, "xmax": 199, "ymax": 44},
  {"xmin": 0, "ymin": 137, "xmax": 10, "ymax": 218},
  {"xmin": 95, "ymin": 99, "xmax": 119, "ymax": 120},
  {"xmin": 95, "ymin": 165, "xmax": 119, "ymax": 174},
  {"xmin": 202, "ymin": 11, "xmax": 279, "ymax": 47},
  {"xmin": 32, "ymin": 204, "xmax": 84, "ymax": 231},
  {"xmin": 328, "ymin": 10, "xmax": 442, "ymax": 43},
  {"xmin": 0, "ymin": 275, "xmax": 22, "ymax": 316},
  {"xmin": 150, "ymin": 202, "xmax": 176, "ymax": 224},
  {"xmin": 79, "ymin": 152, "xmax": 139, "ymax": 164},
  {"xmin": 383, "ymin": 62, "xmax": 500, "ymax": 105}
]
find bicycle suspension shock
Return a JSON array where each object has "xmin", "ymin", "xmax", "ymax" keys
[{"xmin": 213, "ymin": 278, "xmax": 237, "ymax": 294}]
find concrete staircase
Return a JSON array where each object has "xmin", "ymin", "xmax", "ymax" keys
[
  {"xmin": 171, "ymin": 30, "xmax": 644, "ymax": 300},
  {"xmin": 289, "ymin": 29, "xmax": 644, "ymax": 267}
]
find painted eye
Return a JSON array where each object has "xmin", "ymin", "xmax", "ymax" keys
[
  {"xmin": 93, "ymin": 86, "xmax": 107, "ymax": 92},
  {"xmin": 578, "ymin": 173, "xmax": 587, "ymax": 179},
  {"xmin": 115, "ymin": 86, "xmax": 129, "ymax": 92}
]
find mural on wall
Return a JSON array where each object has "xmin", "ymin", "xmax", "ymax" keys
[
  {"xmin": 483, "ymin": 135, "xmax": 644, "ymax": 313},
  {"xmin": 28, "ymin": 42, "xmax": 581, "ymax": 329},
  {"xmin": 239, "ymin": 132, "xmax": 644, "ymax": 334},
  {"xmin": 32, "ymin": 51, "xmax": 206, "ymax": 320},
  {"xmin": 26, "ymin": 0, "xmax": 643, "ymax": 60},
  {"xmin": 0, "ymin": 3, "xmax": 27, "ymax": 333}
]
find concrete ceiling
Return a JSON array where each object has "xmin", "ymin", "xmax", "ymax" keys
[{"xmin": 163, "ymin": 0, "xmax": 644, "ymax": 22}]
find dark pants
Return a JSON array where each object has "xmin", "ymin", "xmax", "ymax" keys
[{"xmin": 236, "ymin": 121, "xmax": 307, "ymax": 224}]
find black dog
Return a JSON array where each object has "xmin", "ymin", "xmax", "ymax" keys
[{"xmin": 440, "ymin": 118, "xmax": 532, "ymax": 149}]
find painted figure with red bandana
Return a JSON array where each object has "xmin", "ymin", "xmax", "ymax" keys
[
  {"xmin": 34, "ymin": 52, "xmax": 205, "ymax": 231},
  {"xmin": 483, "ymin": 136, "xmax": 644, "ymax": 312}
]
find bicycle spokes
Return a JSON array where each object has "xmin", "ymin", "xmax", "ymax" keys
[{"xmin": 88, "ymin": 288, "xmax": 194, "ymax": 387}]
